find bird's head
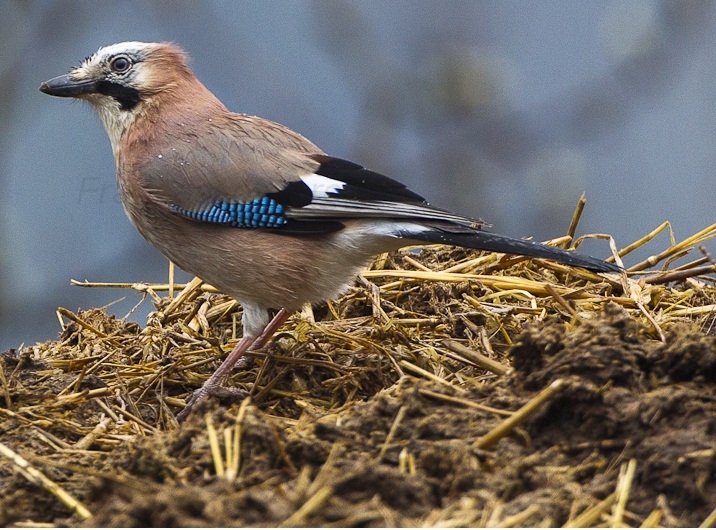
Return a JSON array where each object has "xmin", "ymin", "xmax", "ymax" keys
[{"xmin": 40, "ymin": 42, "xmax": 221, "ymax": 152}]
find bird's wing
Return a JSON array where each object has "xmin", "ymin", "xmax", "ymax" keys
[
  {"xmin": 281, "ymin": 155, "xmax": 483, "ymax": 229},
  {"xmin": 140, "ymin": 114, "xmax": 481, "ymax": 235},
  {"xmin": 136, "ymin": 115, "xmax": 620, "ymax": 273}
]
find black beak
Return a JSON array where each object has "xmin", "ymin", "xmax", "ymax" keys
[{"xmin": 39, "ymin": 74, "xmax": 99, "ymax": 97}]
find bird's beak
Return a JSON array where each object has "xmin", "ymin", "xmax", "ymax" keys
[{"xmin": 40, "ymin": 74, "xmax": 99, "ymax": 97}]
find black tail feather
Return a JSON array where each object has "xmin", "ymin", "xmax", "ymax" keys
[{"xmin": 408, "ymin": 229, "xmax": 621, "ymax": 273}]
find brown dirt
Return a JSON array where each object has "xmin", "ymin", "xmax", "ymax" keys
[{"xmin": 1, "ymin": 247, "xmax": 715, "ymax": 527}]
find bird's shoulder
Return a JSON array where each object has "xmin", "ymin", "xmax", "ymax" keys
[{"xmin": 205, "ymin": 112, "xmax": 324, "ymax": 156}]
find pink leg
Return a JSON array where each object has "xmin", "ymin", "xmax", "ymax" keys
[
  {"xmin": 250, "ymin": 309, "xmax": 290, "ymax": 349},
  {"xmin": 175, "ymin": 309, "xmax": 291, "ymax": 422},
  {"xmin": 231, "ymin": 308, "xmax": 291, "ymax": 371}
]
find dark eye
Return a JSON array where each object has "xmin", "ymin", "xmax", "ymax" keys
[{"xmin": 110, "ymin": 56, "xmax": 132, "ymax": 73}]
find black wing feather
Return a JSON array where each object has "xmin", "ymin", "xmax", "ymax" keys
[
  {"xmin": 265, "ymin": 179, "xmax": 344, "ymax": 234},
  {"xmin": 265, "ymin": 180, "xmax": 313, "ymax": 207},
  {"xmin": 311, "ymin": 155, "xmax": 426, "ymax": 203}
]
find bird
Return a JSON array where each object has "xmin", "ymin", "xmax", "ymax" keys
[{"xmin": 40, "ymin": 41, "xmax": 620, "ymax": 421}]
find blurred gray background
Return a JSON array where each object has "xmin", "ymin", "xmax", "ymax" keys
[{"xmin": 2, "ymin": 0, "xmax": 715, "ymax": 351}]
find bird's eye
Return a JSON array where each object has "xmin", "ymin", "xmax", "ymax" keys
[{"xmin": 110, "ymin": 56, "xmax": 132, "ymax": 74}]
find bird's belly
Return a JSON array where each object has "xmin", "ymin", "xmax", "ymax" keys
[{"xmin": 128, "ymin": 205, "xmax": 387, "ymax": 311}]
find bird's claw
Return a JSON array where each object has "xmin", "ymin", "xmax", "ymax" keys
[{"xmin": 175, "ymin": 383, "xmax": 250, "ymax": 422}]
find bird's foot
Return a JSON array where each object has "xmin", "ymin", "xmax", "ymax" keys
[
  {"xmin": 174, "ymin": 310, "xmax": 291, "ymax": 423},
  {"xmin": 175, "ymin": 382, "xmax": 250, "ymax": 423}
]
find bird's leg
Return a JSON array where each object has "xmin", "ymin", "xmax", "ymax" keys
[
  {"xmin": 232, "ymin": 308, "xmax": 290, "ymax": 370},
  {"xmin": 250, "ymin": 309, "xmax": 291, "ymax": 348},
  {"xmin": 176, "ymin": 309, "xmax": 291, "ymax": 422},
  {"xmin": 176, "ymin": 334, "xmax": 254, "ymax": 422}
]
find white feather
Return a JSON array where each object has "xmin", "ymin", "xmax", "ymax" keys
[{"xmin": 300, "ymin": 174, "xmax": 346, "ymax": 198}]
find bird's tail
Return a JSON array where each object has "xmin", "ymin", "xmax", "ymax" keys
[{"xmin": 404, "ymin": 227, "xmax": 621, "ymax": 273}]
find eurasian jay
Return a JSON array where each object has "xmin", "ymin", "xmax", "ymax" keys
[{"xmin": 40, "ymin": 42, "xmax": 620, "ymax": 421}]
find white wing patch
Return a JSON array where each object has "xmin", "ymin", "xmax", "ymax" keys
[{"xmin": 300, "ymin": 174, "xmax": 346, "ymax": 198}]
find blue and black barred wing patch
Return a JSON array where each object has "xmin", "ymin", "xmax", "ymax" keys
[
  {"xmin": 170, "ymin": 197, "xmax": 288, "ymax": 228},
  {"xmin": 168, "ymin": 195, "xmax": 344, "ymax": 234}
]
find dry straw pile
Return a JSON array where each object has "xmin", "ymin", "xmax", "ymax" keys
[{"xmin": 1, "ymin": 209, "xmax": 715, "ymax": 526}]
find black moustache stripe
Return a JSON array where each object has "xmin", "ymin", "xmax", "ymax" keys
[{"xmin": 95, "ymin": 80, "xmax": 141, "ymax": 111}]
